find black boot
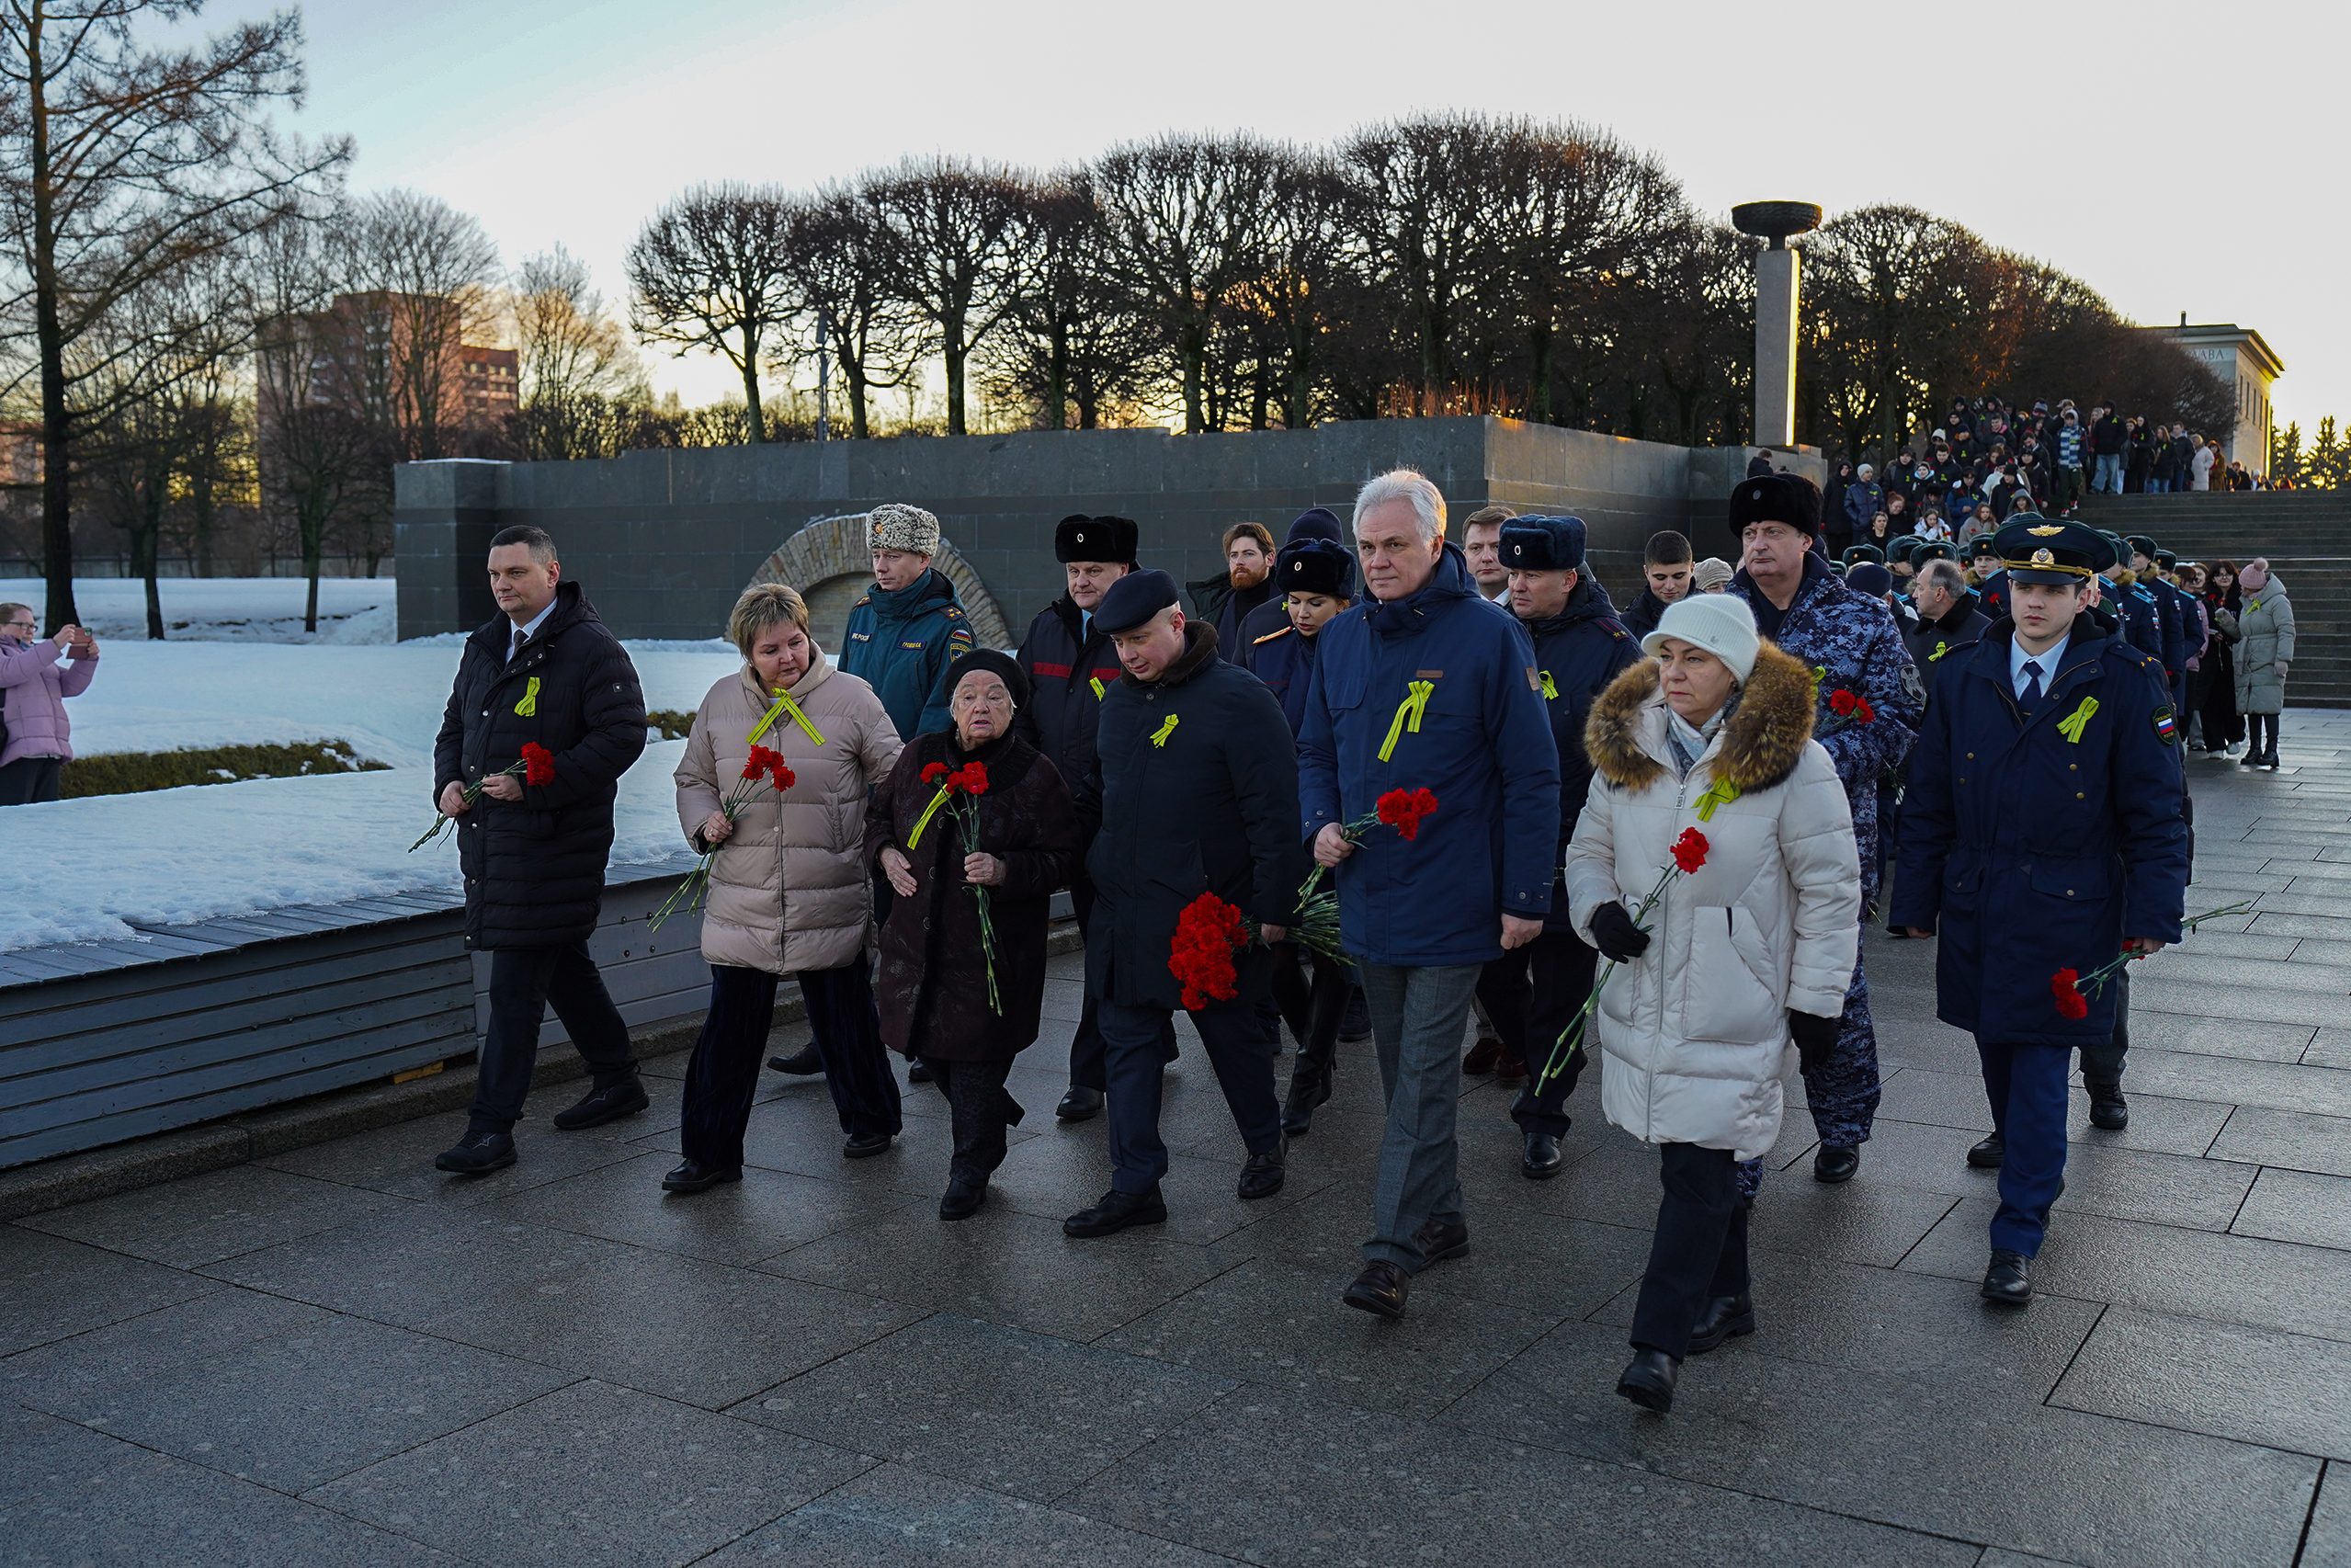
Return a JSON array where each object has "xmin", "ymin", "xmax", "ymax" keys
[
  {"xmin": 1521, "ymin": 1130, "xmax": 1564, "ymax": 1180},
  {"xmin": 1055, "ymin": 1085, "xmax": 1103, "ymax": 1122},
  {"xmin": 1687, "ymin": 1294, "xmax": 1755, "ymax": 1355},
  {"xmin": 551, "ymin": 1078, "xmax": 649, "ymax": 1131},
  {"xmin": 1616, "ymin": 1348, "xmax": 1679, "ymax": 1412},
  {"xmin": 1967, "ymin": 1131, "xmax": 2005, "ymax": 1168},
  {"xmin": 1812, "ymin": 1143, "xmax": 1859, "ymax": 1184},
  {"xmin": 1280, "ymin": 1069, "xmax": 1332, "ymax": 1137},
  {"xmin": 2086, "ymin": 1084, "xmax": 2129, "ymax": 1131},
  {"xmin": 662, "ymin": 1159, "xmax": 741, "ymax": 1194},
  {"xmin": 938, "ymin": 1172, "xmax": 987, "ymax": 1221},
  {"xmin": 1238, "ymin": 1139, "xmax": 1288, "ymax": 1199},
  {"xmin": 767, "ymin": 1043, "xmax": 823, "ymax": 1075},
  {"xmin": 1981, "ymin": 1249, "xmax": 2032, "ymax": 1305}
]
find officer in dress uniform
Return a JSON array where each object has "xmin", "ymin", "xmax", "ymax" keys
[
  {"xmin": 2095, "ymin": 530, "xmax": 2164, "ymax": 664},
  {"xmin": 2125, "ymin": 534, "xmax": 2193, "ymax": 718},
  {"xmin": 1478, "ymin": 515, "xmax": 1640, "ymax": 1177},
  {"xmin": 1892, "ymin": 518, "xmax": 2188, "ymax": 1305}
]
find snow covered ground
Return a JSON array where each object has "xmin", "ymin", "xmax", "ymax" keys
[
  {"xmin": 1, "ymin": 580, "xmax": 744, "ymax": 953},
  {"xmin": 3, "ymin": 576, "xmax": 399, "ymax": 644}
]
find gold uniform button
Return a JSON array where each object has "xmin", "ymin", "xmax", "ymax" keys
[{"xmin": 2075, "ymin": 792, "xmax": 2085, "ymax": 800}]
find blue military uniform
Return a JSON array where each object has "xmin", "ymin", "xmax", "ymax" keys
[
  {"xmin": 2126, "ymin": 534, "xmax": 2194, "ymax": 718},
  {"xmin": 841, "ymin": 568, "xmax": 976, "ymax": 741},
  {"xmin": 1731, "ymin": 501, "xmax": 1922, "ymax": 1176},
  {"xmin": 1893, "ymin": 519, "xmax": 2188, "ymax": 1301}
]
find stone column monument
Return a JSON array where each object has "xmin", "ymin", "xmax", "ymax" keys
[{"xmin": 1732, "ymin": 200, "xmax": 1823, "ymax": 449}]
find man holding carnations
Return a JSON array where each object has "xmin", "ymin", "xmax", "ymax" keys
[
  {"xmin": 1894, "ymin": 517, "xmax": 2188, "ymax": 1306},
  {"xmin": 429, "ymin": 526, "xmax": 652, "ymax": 1176},
  {"xmin": 1299, "ymin": 469, "xmax": 1560, "ymax": 1321},
  {"xmin": 1061, "ymin": 569, "xmax": 1302, "ymax": 1239}
]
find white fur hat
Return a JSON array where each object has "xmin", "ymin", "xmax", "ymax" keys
[
  {"xmin": 1642, "ymin": 593, "xmax": 1761, "ymax": 684},
  {"xmin": 867, "ymin": 503, "xmax": 941, "ymax": 556}
]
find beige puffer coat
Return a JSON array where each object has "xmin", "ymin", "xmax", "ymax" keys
[
  {"xmin": 674, "ymin": 654, "xmax": 903, "ymax": 975},
  {"xmin": 1565, "ymin": 645, "xmax": 1861, "ymax": 1160}
]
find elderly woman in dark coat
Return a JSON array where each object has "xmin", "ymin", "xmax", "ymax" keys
[{"xmin": 869, "ymin": 650, "xmax": 1081, "ymax": 1220}]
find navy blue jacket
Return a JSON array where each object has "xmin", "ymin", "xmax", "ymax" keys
[
  {"xmin": 1619, "ymin": 586, "xmax": 1674, "ymax": 641},
  {"xmin": 1014, "ymin": 596, "xmax": 1122, "ymax": 821},
  {"xmin": 1084, "ymin": 623, "xmax": 1301, "ymax": 1010},
  {"xmin": 1298, "ymin": 544, "xmax": 1561, "ymax": 966},
  {"xmin": 2109, "ymin": 574, "xmax": 2164, "ymax": 665},
  {"xmin": 841, "ymin": 568, "xmax": 975, "ymax": 740},
  {"xmin": 1235, "ymin": 593, "xmax": 1294, "ymax": 672},
  {"xmin": 1891, "ymin": 615, "xmax": 2188, "ymax": 1048},
  {"xmin": 1520, "ymin": 576, "xmax": 1641, "ymax": 929},
  {"xmin": 1247, "ymin": 617, "xmax": 1323, "ymax": 736},
  {"xmin": 2143, "ymin": 574, "xmax": 2189, "ymax": 676}
]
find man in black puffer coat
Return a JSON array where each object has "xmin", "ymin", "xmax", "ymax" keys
[{"xmin": 429, "ymin": 526, "xmax": 651, "ymax": 1175}]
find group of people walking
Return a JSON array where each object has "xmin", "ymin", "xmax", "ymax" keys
[{"xmin": 420, "ymin": 464, "xmax": 2197, "ymax": 1417}]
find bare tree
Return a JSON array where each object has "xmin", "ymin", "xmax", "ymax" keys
[
  {"xmin": 1092, "ymin": 134, "xmax": 1280, "ymax": 433},
  {"xmin": 1800, "ymin": 205, "xmax": 1994, "ymax": 460},
  {"xmin": 508, "ymin": 244, "xmax": 642, "ymax": 460},
  {"xmin": 1242, "ymin": 153, "xmax": 1357, "ymax": 429},
  {"xmin": 1339, "ymin": 115, "xmax": 1506, "ymax": 417},
  {"xmin": 0, "ymin": 0, "xmax": 347, "ymax": 631},
  {"xmin": 627, "ymin": 183, "xmax": 792, "ymax": 443},
  {"xmin": 323, "ymin": 188, "xmax": 499, "ymax": 460},
  {"xmin": 861, "ymin": 157, "xmax": 1028, "ymax": 437},
  {"xmin": 980, "ymin": 173, "xmax": 1145, "ymax": 430}
]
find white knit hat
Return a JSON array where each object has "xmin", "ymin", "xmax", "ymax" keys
[
  {"xmin": 1642, "ymin": 593, "xmax": 1761, "ymax": 684},
  {"xmin": 866, "ymin": 502, "xmax": 941, "ymax": 555}
]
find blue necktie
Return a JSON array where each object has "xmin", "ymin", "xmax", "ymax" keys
[{"xmin": 2019, "ymin": 658, "xmax": 2044, "ymax": 713}]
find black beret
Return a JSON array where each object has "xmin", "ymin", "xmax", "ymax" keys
[
  {"xmin": 1055, "ymin": 514, "xmax": 1140, "ymax": 565},
  {"xmin": 1728, "ymin": 472, "xmax": 1822, "ymax": 539},
  {"xmin": 1285, "ymin": 506, "xmax": 1345, "ymax": 545},
  {"xmin": 1498, "ymin": 515, "xmax": 1586, "ymax": 573},
  {"xmin": 1274, "ymin": 538, "xmax": 1355, "ymax": 600},
  {"xmin": 946, "ymin": 647, "xmax": 1030, "ymax": 710},
  {"xmin": 1093, "ymin": 568, "xmax": 1179, "ymax": 635},
  {"xmin": 1847, "ymin": 562, "xmax": 1892, "ymax": 597}
]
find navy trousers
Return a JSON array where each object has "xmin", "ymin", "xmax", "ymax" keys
[
  {"xmin": 471, "ymin": 940, "xmax": 639, "ymax": 1133},
  {"xmin": 1098, "ymin": 996, "xmax": 1280, "ymax": 1195},
  {"xmin": 680, "ymin": 961, "xmax": 902, "ymax": 1168},
  {"xmin": 1067, "ymin": 874, "xmax": 1175, "ymax": 1089},
  {"xmin": 1977, "ymin": 1036, "xmax": 2071, "ymax": 1257},
  {"xmin": 1629, "ymin": 1142, "xmax": 1751, "ymax": 1359}
]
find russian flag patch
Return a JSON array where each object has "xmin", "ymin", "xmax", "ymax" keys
[{"xmin": 2152, "ymin": 706, "xmax": 2179, "ymax": 745}]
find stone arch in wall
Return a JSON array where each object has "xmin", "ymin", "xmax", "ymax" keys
[{"xmin": 750, "ymin": 512, "xmax": 1013, "ymax": 654}]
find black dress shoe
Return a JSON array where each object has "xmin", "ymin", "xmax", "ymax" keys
[
  {"xmin": 767, "ymin": 1044, "xmax": 823, "ymax": 1075},
  {"xmin": 1981, "ymin": 1249, "xmax": 2032, "ymax": 1305},
  {"xmin": 1342, "ymin": 1260, "xmax": 1410, "ymax": 1319},
  {"xmin": 1281, "ymin": 1074, "xmax": 1332, "ymax": 1136},
  {"xmin": 1967, "ymin": 1131, "xmax": 2005, "ymax": 1168},
  {"xmin": 1521, "ymin": 1130, "xmax": 1564, "ymax": 1180},
  {"xmin": 1812, "ymin": 1143, "xmax": 1859, "ymax": 1184},
  {"xmin": 843, "ymin": 1131, "xmax": 893, "ymax": 1159},
  {"xmin": 1063, "ymin": 1187, "xmax": 1167, "ymax": 1238},
  {"xmin": 938, "ymin": 1174, "xmax": 986, "ymax": 1221},
  {"xmin": 2087, "ymin": 1085, "xmax": 2129, "ymax": 1131},
  {"xmin": 1238, "ymin": 1139, "xmax": 1288, "ymax": 1199},
  {"xmin": 434, "ymin": 1129, "xmax": 516, "ymax": 1175},
  {"xmin": 662, "ymin": 1159, "xmax": 741, "ymax": 1193},
  {"xmin": 551, "ymin": 1078, "xmax": 650, "ymax": 1131},
  {"xmin": 906, "ymin": 1056, "xmax": 935, "ymax": 1084},
  {"xmin": 1615, "ymin": 1347, "xmax": 1679, "ymax": 1412},
  {"xmin": 1461, "ymin": 1036, "xmax": 1504, "ymax": 1075},
  {"xmin": 1412, "ymin": 1214, "xmax": 1470, "ymax": 1267},
  {"xmin": 1687, "ymin": 1294, "xmax": 1755, "ymax": 1355},
  {"xmin": 1055, "ymin": 1085, "xmax": 1103, "ymax": 1122}
]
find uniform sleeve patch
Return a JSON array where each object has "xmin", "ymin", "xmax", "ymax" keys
[
  {"xmin": 1525, "ymin": 666, "xmax": 1542, "ymax": 693},
  {"xmin": 2152, "ymin": 706, "xmax": 2179, "ymax": 744}
]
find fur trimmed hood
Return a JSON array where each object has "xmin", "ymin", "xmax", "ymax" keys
[{"xmin": 1584, "ymin": 641, "xmax": 1817, "ymax": 796}]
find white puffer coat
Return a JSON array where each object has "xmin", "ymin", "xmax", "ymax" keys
[
  {"xmin": 1565, "ymin": 645, "xmax": 1861, "ymax": 1159},
  {"xmin": 674, "ymin": 654, "xmax": 903, "ymax": 975}
]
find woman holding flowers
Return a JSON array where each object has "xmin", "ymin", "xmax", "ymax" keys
[
  {"xmin": 665, "ymin": 584, "xmax": 905, "ymax": 1193},
  {"xmin": 869, "ymin": 649, "xmax": 1079, "ymax": 1220},
  {"xmin": 1570, "ymin": 594, "xmax": 1859, "ymax": 1414}
]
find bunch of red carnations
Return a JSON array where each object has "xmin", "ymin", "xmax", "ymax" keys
[
  {"xmin": 409, "ymin": 744, "xmax": 554, "ymax": 853},
  {"xmin": 649, "ymin": 743, "xmax": 796, "ymax": 931}
]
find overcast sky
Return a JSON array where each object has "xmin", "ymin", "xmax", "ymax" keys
[{"xmin": 286, "ymin": 0, "xmax": 2342, "ymax": 434}]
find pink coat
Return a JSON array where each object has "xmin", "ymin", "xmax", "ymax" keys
[{"xmin": 0, "ymin": 636, "xmax": 97, "ymax": 767}]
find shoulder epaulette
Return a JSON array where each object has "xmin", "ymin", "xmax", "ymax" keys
[
  {"xmin": 1253, "ymin": 625, "xmax": 1295, "ymax": 645},
  {"xmin": 942, "ymin": 605, "xmax": 966, "ymax": 619}
]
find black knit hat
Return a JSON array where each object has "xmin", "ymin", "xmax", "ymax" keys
[
  {"xmin": 1728, "ymin": 472, "xmax": 1822, "ymax": 539},
  {"xmin": 1055, "ymin": 514, "xmax": 1140, "ymax": 566},
  {"xmin": 1274, "ymin": 537, "xmax": 1355, "ymax": 599},
  {"xmin": 947, "ymin": 647, "xmax": 1030, "ymax": 710}
]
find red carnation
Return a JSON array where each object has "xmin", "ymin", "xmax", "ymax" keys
[
  {"xmin": 1169, "ymin": 892, "xmax": 1248, "ymax": 1010},
  {"xmin": 954, "ymin": 761, "xmax": 991, "ymax": 797},
  {"xmin": 1829, "ymin": 688, "xmax": 1857, "ymax": 717},
  {"xmin": 521, "ymin": 743, "xmax": 555, "ymax": 788},
  {"xmin": 1851, "ymin": 696, "xmax": 1877, "ymax": 723},
  {"xmin": 2050, "ymin": 969, "xmax": 2089, "ymax": 1020},
  {"xmin": 922, "ymin": 761, "xmax": 949, "ymax": 785},
  {"xmin": 1671, "ymin": 827, "xmax": 1709, "ymax": 874},
  {"xmin": 769, "ymin": 760, "xmax": 796, "ymax": 791},
  {"xmin": 1375, "ymin": 787, "xmax": 1439, "ymax": 841}
]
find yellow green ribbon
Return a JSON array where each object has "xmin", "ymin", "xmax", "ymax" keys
[
  {"xmin": 748, "ymin": 687, "xmax": 827, "ymax": 748},
  {"xmin": 1149, "ymin": 714, "xmax": 1180, "ymax": 748},
  {"xmin": 513, "ymin": 676, "xmax": 539, "ymax": 717},
  {"xmin": 1929, "ymin": 641, "xmax": 1949, "ymax": 663},
  {"xmin": 907, "ymin": 781, "xmax": 955, "ymax": 848},
  {"xmin": 1539, "ymin": 670, "xmax": 1559, "ymax": 700},
  {"xmin": 2057, "ymin": 696, "xmax": 2100, "ymax": 744},
  {"xmin": 1378, "ymin": 680, "xmax": 1435, "ymax": 763},
  {"xmin": 1694, "ymin": 778, "xmax": 1743, "ymax": 821},
  {"xmin": 1089, "ymin": 676, "xmax": 1106, "ymax": 699}
]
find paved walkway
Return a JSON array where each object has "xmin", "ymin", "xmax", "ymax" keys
[{"xmin": 5, "ymin": 714, "xmax": 2349, "ymax": 1567}]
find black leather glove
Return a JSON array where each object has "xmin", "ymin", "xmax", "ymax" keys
[
  {"xmin": 1589, "ymin": 901, "xmax": 1652, "ymax": 963},
  {"xmin": 1789, "ymin": 1009, "xmax": 1839, "ymax": 1074}
]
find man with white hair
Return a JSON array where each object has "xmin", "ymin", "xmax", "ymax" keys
[
  {"xmin": 1840, "ymin": 462, "xmax": 1883, "ymax": 548},
  {"xmin": 1299, "ymin": 468, "xmax": 1560, "ymax": 1320}
]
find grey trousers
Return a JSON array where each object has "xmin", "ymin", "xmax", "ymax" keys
[{"xmin": 1360, "ymin": 960, "xmax": 1482, "ymax": 1270}]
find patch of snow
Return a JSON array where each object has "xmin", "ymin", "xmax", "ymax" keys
[{"xmin": 3, "ymin": 577, "xmax": 397, "ymax": 644}]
